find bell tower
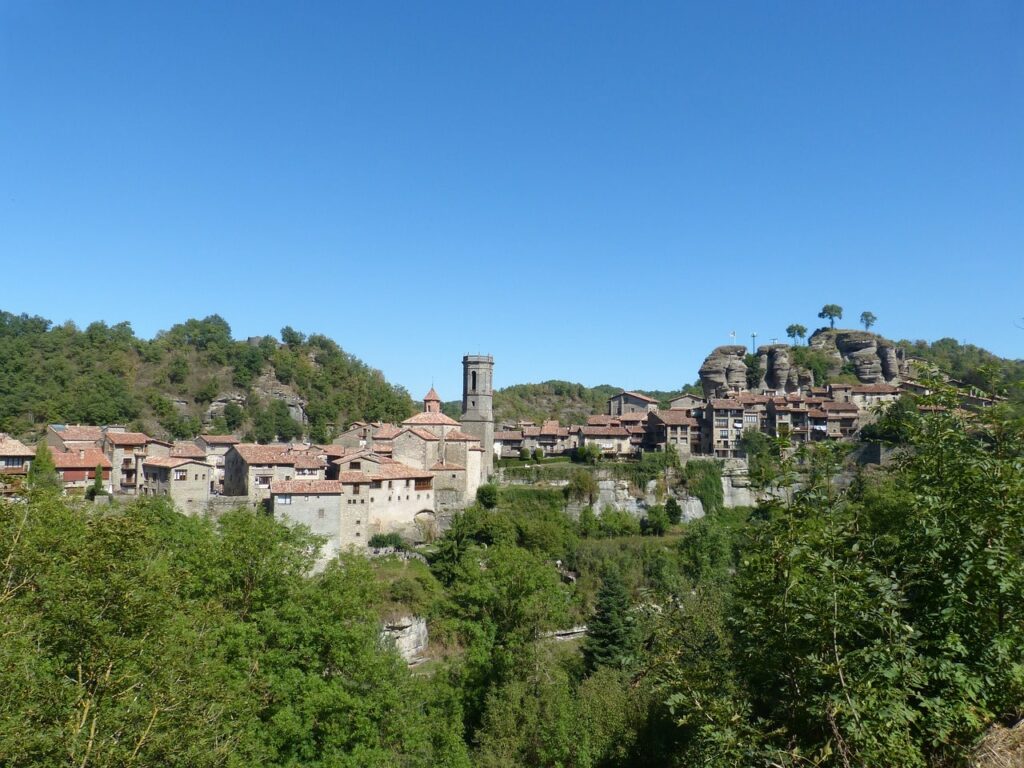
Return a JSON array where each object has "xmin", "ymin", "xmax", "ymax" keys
[{"xmin": 460, "ymin": 354, "xmax": 494, "ymax": 479}]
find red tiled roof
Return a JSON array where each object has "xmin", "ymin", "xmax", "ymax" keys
[
  {"xmin": 540, "ymin": 419, "xmax": 562, "ymax": 435},
  {"xmin": 431, "ymin": 461, "xmax": 465, "ymax": 471},
  {"xmin": 51, "ymin": 425, "xmax": 104, "ymax": 442},
  {"xmin": 650, "ymin": 410, "xmax": 698, "ymax": 427},
  {"xmin": 613, "ymin": 390, "xmax": 659, "ymax": 403},
  {"xmin": 852, "ymin": 383, "xmax": 900, "ymax": 394},
  {"xmin": 523, "ymin": 426, "xmax": 541, "ymax": 436},
  {"xmin": 198, "ymin": 434, "xmax": 239, "ymax": 445},
  {"xmin": 808, "ymin": 409, "xmax": 828, "ymax": 418},
  {"xmin": 271, "ymin": 480, "xmax": 344, "ymax": 495},
  {"xmin": 291, "ymin": 455, "xmax": 326, "ymax": 469},
  {"xmin": 581, "ymin": 426, "xmax": 630, "ymax": 438},
  {"xmin": 402, "ymin": 411, "xmax": 461, "ymax": 427},
  {"xmin": 144, "ymin": 456, "xmax": 209, "ymax": 469},
  {"xmin": 401, "ymin": 427, "xmax": 439, "ymax": 442},
  {"xmin": 373, "ymin": 424, "xmax": 402, "ymax": 439},
  {"xmin": 423, "ymin": 387, "xmax": 442, "ymax": 402},
  {"xmin": 171, "ymin": 442, "xmax": 207, "ymax": 458},
  {"xmin": 371, "ymin": 443, "xmax": 392, "ymax": 454},
  {"xmin": 710, "ymin": 399, "xmax": 744, "ymax": 410},
  {"xmin": 53, "ymin": 448, "xmax": 111, "ymax": 470},
  {"xmin": 232, "ymin": 444, "xmax": 297, "ymax": 465},
  {"xmin": 587, "ymin": 415, "xmax": 618, "ymax": 426},
  {"xmin": 495, "ymin": 430, "xmax": 523, "ymax": 440},
  {"xmin": 443, "ymin": 429, "xmax": 480, "ymax": 442},
  {"xmin": 0, "ymin": 434, "xmax": 35, "ymax": 457},
  {"xmin": 616, "ymin": 412, "xmax": 648, "ymax": 423},
  {"xmin": 105, "ymin": 431, "xmax": 151, "ymax": 447}
]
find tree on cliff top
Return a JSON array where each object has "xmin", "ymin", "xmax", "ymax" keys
[
  {"xmin": 860, "ymin": 311, "xmax": 877, "ymax": 330},
  {"xmin": 786, "ymin": 323, "xmax": 807, "ymax": 344},
  {"xmin": 818, "ymin": 304, "xmax": 843, "ymax": 329}
]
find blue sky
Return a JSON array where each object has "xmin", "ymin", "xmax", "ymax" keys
[{"xmin": 1, "ymin": 2, "xmax": 1021, "ymax": 399}]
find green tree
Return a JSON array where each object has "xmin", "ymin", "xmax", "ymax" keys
[
  {"xmin": 818, "ymin": 303, "xmax": 843, "ymax": 328},
  {"xmin": 642, "ymin": 505, "xmax": 668, "ymax": 536},
  {"xmin": 583, "ymin": 569, "xmax": 638, "ymax": 673},
  {"xmin": 533, "ymin": 447, "xmax": 544, "ymax": 461},
  {"xmin": 519, "ymin": 447, "xmax": 530, "ymax": 461},
  {"xmin": 222, "ymin": 402, "xmax": 244, "ymax": 431},
  {"xmin": 565, "ymin": 469, "xmax": 600, "ymax": 506},
  {"xmin": 85, "ymin": 464, "xmax": 106, "ymax": 500},
  {"xmin": 27, "ymin": 442, "xmax": 60, "ymax": 492},
  {"xmin": 664, "ymin": 496, "xmax": 682, "ymax": 525},
  {"xmin": 786, "ymin": 323, "xmax": 807, "ymax": 344},
  {"xmin": 860, "ymin": 310, "xmax": 877, "ymax": 330},
  {"xmin": 476, "ymin": 483, "xmax": 499, "ymax": 509}
]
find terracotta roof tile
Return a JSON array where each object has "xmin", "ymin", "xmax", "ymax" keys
[
  {"xmin": 198, "ymin": 434, "xmax": 239, "ymax": 445},
  {"xmin": 613, "ymin": 390, "xmax": 659, "ymax": 403},
  {"xmin": 51, "ymin": 425, "xmax": 104, "ymax": 442},
  {"xmin": 650, "ymin": 410, "xmax": 698, "ymax": 426},
  {"xmin": 104, "ymin": 431, "xmax": 152, "ymax": 447},
  {"xmin": 431, "ymin": 461, "xmax": 465, "ymax": 471},
  {"xmin": 402, "ymin": 411, "xmax": 461, "ymax": 427},
  {"xmin": 272, "ymin": 480, "xmax": 344, "ymax": 494},
  {"xmin": 587, "ymin": 415, "xmax": 618, "ymax": 426},
  {"xmin": 423, "ymin": 387, "xmax": 441, "ymax": 402},
  {"xmin": 495, "ymin": 430, "xmax": 523, "ymax": 440},
  {"xmin": 581, "ymin": 426, "xmax": 630, "ymax": 438},
  {"xmin": 852, "ymin": 383, "xmax": 900, "ymax": 394},
  {"xmin": 53, "ymin": 448, "xmax": 111, "ymax": 470},
  {"xmin": 373, "ymin": 424, "xmax": 402, "ymax": 439},
  {"xmin": 710, "ymin": 399, "xmax": 744, "ymax": 409},
  {"xmin": 171, "ymin": 442, "xmax": 207, "ymax": 458},
  {"xmin": 0, "ymin": 434, "xmax": 35, "ymax": 457},
  {"xmin": 232, "ymin": 444, "xmax": 298, "ymax": 465},
  {"xmin": 442, "ymin": 429, "xmax": 480, "ymax": 442},
  {"xmin": 144, "ymin": 456, "xmax": 209, "ymax": 469}
]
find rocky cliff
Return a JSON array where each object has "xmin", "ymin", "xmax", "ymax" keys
[{"xmin": 698, "ymin": 330, "xmax": 911, "ymax": 397}]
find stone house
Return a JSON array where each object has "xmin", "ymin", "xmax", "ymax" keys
[
  {"xmin": 52, "ymin": 448, "xmax": 112, "ymax": 492},
  {"xmin": 494, "ymin": 430, "xmax": 524, "ymax": 459},
  {"xmin": 140, "ymin": 457, "xmax": 212, "ymax": 516},
  {"xmin": 607, "ymin": 390, "xmax": 659, "ymax": 416},
  {"xmin": 702, "ymin": 399, "xmax": 748, "ymax": 458},
  {"xmin": 849, "ymin": 383, "xmax": 901, "ymax": 410},
  {"xmin": 579, "ymin": 425, "xmax": 633, "ymax": 457},
  {"xmin": 46, "ymin": 424, "xmax": 108, "ymax": 452},
  {"xmin": 669, "ymin": 393, "xmax": 706, "ymax": 411},
  {"xmin": 102, "ymin": 432, "xmax": 172, "ymax": 494},
  {"xmin": 271, "ymin": 464, "xmax": 436, "ymax": 567},
  {"xmin": 223, "ymin": 444, "xmax": 326, "ymax": 506},
  {"xmin": 195, "ymin": 434, "xmax": 240, "ymax": 492},
  {"xmin": 0, "ymin": 434, "xmax": 35, "ymax": 480},
  {"xmin": 645, "ymin": 410, "xmax": 700, "ymax": 456}
]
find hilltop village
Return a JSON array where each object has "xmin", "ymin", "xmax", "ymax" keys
[{"xmin": 0, "ymin": 330, "xmax": 1002, "ymax": 562}]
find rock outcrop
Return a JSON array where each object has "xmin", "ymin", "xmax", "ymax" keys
[
  {"xmin": 380, "ymin": 615, "xmax": 429, "ymax": 665},
  {"xmin": 809, "ymin": 330, "xmax": 910, "ymax": 384},
  {"xmin": 698, "ymin": 346, "xmax": 749, "ymax": 397}
]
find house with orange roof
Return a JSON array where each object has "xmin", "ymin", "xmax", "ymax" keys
[
  {"xmin": 52, "ymin": 448, "xmax": 112, "ymax": 492},
  {"xmin": 140, "ymin": 457, "xmax": 211, "ymax": 515},
  {"xmin": 102, "ymin": 431, "xmax": 172, "ymax": 494},
  {"xmin": 0, "ymin": 434, "xmax": 35, "ymax": 478},
  {"xmin": 223, "ymin": 443, "xmax": 327, "ymax": 506}
]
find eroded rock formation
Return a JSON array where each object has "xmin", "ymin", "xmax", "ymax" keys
[{"xmin": 698, "ymin": 345, "xmax": 748, "ymax": 397}]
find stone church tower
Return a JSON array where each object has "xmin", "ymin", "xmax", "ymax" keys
[{"xmin": 460, "ymin": 354, "xmax": 494, "ymax": 479}]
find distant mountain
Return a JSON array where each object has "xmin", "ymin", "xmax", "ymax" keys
[
  {"xmin": 444, "ymin": 379, "xmax": 702, "ymax": 426},
  {"xmin": 0, "ymin": 312, "xmax": 414, "ymax": 442}
]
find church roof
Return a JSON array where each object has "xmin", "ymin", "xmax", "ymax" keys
[
  {"xmin": 402, "ymin": 411, "xmax": 461, "ymax": 427},
  {"xmin": 423, "ymin": 387, "xmax": 442, "ymax": 402}
]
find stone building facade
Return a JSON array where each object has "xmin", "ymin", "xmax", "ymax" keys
[{"xmin": 140, "ymin": 457, "xmax": 212, "ymax": 516}]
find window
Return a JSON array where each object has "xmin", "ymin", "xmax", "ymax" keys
[
  {"xmin": 355, "ymin": 519, "xmax": 360, "ymax": 525},
  {"xmin": 371, "ymin": 480, "xmax": 381, "ymax": 489},
  {"xmin": 256, "ymin": 475, "xmax": 272, "ymax": 487},
  {"xmin": 317, "ymin": 508, "xmax": 325, "ymax": 519},
  {"xmin": 719, "ymin": 430, "xmax": 729, "ymax": 439},
  {"xmin": 352, "ymin": 484, "xmax": 360, "ymax": 494},
  {"xmin": 715, "ymin": 418, "xmax": 727, "ymax": 428},
  {"xmin": 174, "ymin": 469, "xmax": 187, "ymax": 481},
  {"xmin": 278, "ymin": 494, "xmax": 292, "ymax": 505},
  {"xmin": 350, "ymin": 461, "xmax": 361, "ymax": 470}
]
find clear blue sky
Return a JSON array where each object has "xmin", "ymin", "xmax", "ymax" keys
[{"xmin": 2, "ymin": 2, "xmax": 1021, "ymax": 399}]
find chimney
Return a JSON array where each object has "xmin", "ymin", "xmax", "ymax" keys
[{"xmin": 79, "ymin": 450, "xmax": 85, "ymax": 459}]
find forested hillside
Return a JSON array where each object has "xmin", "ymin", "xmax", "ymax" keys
[
  {"xmin": 0, "ymin": 311, "xmax": 414, "ymax": 442},
  {"xmin": 2, "ymin": 385, "xmax": 1022, "ymax": 766},
  {"xmin": 444, "ymin": 380, "xmax": 703, "ymax": 425}
]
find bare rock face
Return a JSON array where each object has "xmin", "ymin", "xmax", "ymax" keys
[
  {"xmin": 698, "ymin": 345, "xmax": 748, "ymax": 397},
  {"xmin": 254, "ymin": 372, "xmax": 308, "ymax": 424},
  {"xmin": 808, "ymin": 330, "xmax": 905, "ymax": 384},
  {"xmin": 381, "ymin": 615, "xmax": 429, "ymax": 665},
  {"xmin": 756, "ymin": 344, "xmax": 795, "ymax": 392}
]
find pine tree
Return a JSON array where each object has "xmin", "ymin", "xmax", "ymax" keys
[
  {"xmin": 27, "ymin": 441, "xmax": 60, "ymax": 492},
  {"xmin": 582, "ymin": 569, "xmax": 637, "ymax": 674}
]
